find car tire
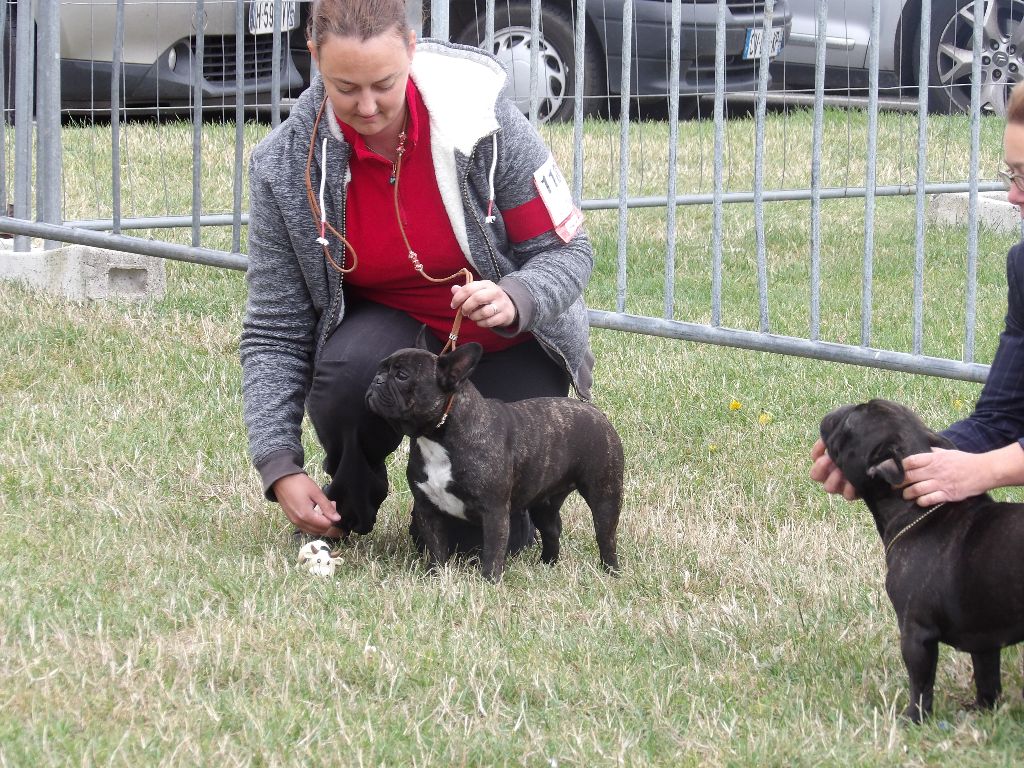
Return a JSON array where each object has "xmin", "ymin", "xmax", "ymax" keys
[
  {"xmin": 922, "ymin": 0, "xmax": 1024, "ymax": 114},
  {"xmin": 454, "ymin": 2, "xmax": 605, "ymax": 123}
]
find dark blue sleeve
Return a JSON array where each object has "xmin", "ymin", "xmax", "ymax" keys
[{"xmin": 942, "ymin": 242, "xmax": 1024, "ymax": 454}]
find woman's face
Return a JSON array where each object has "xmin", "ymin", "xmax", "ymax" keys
[{"xmin": 308, "ymin": 29, "xmax": 415, "ymax": 139}]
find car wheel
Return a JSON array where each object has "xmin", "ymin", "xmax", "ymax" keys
[
  {"xmin": 455, "ymin": 2, "xmax": 604, "ymax": 123},
  {"xmin": 923, "ymin": 0, "xmax": 1024, "ymax": 114}
]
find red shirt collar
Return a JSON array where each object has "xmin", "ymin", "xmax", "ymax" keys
[{"xmin": 335, "ymin": 78, "xmax": 421, "ymax": 159}]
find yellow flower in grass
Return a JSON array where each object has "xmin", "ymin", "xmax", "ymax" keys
[
  {"xmin": 953, "ymin": 398, "xmax": 965, "ymax": 411},
  {"xmin": 708, "ymin": 443, "xmax": 718, "ymax": 454},
  {"xmin": 729, "ymin": 399, "xmax": 742, "ymax": 411},
  {"xmin": 758, "ymin": 412, "xmax": 773, "ymax": 426}
]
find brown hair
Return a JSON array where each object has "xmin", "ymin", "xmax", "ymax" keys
[
  {"xmin": 306, "ymin": 0, "xmax": 411, "ymax": 48},
  {"xmin": 1008, "ymin": 82, "xmax": 1024, "ymax": 125}
]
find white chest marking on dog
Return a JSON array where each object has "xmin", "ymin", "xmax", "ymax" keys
[{"xmin": 415, "ymin": 438, "xmax": 467, "ymax": 520}]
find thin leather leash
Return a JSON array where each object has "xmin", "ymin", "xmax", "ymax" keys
[
  {"xmin": 305, "ymin": 96, "xmax": 472, "ymax": 355},
  {"xmin": 388, "ymin": 108, "xmax": 472, "ymax": 354},
  {"xmin": 884, "ymin": 502, "xmax": 946, "ymax": 556}
]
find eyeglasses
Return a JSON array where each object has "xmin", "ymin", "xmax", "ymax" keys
[{"xmin": 998, "ymin": 167, "xmax": 1024, "ymax": 193}]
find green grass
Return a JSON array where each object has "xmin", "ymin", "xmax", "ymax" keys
[{"xmin": 2, "ymin": 108, "xmax": 1024, "ymax": 765}]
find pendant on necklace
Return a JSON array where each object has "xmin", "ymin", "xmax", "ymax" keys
[{"xmin": 389, "ymin": 165, "xmax": 397, "ymax": 185}]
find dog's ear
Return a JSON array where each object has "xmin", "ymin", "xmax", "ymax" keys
[
  {"xmin": 415, "ymin": 325, "xmax": 430, "ymax": 351},
  {"xmin": 867, "ymin": 457, "xmax": 905, "ymax": 485},
  {"xmin": 436, "ymin": 343, "xmax": 483, "ymax": 391}
]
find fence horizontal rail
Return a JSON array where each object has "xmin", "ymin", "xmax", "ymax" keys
[
  {"xmin": 588, "ymin": 310, "xmax": 991, "ymax": 385},
  {"xmin": 0, "ymin": 217, "xmax": 248, "ymax": 272},
  {"xmin": 582, "ymin": 182, "xmax": 1008, "ymax": 211}
]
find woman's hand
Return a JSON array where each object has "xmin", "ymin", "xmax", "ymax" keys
[
  {"xmin": 451, "ymin": 280, "xmax": 517, "ymax": 329},
  {"xmin": 272, "ymin": 473, "xmax": 346, "ymax": 537},
  {"xmin": 900, "ymin": 447, "xmax": 993, "ymax": 507},
  {"xmin": 809, "ymin": 438, "xmax": 859, "ymax": 500}
]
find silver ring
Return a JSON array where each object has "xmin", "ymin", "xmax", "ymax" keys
[{"xmin": 488, "ymin": 303, "xmax": 496, "ymax": 317}]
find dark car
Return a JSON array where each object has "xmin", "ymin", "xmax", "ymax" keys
[
  {"xmin": 447, "ymin": 0, "xmax": 792, "ymax": 121},
  {"xmin": 289, "ymin": 1, "xmax": 791, "ymax": 122}
]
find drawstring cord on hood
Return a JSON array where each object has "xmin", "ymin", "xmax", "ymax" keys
[
  {"xmin": 304, "ymin": 96, "xmax": 358, "ymax": 275},
  {"xmin": 484, "ymin": 133, "xmax": 498, "ymax": 223},
  {"xmin": 316, "ymin": 136, "xmax": 329, "ymax": 245}
]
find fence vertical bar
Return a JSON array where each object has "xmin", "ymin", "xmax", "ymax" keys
[
  {"xmin": 485, "ymin": 0, "xmax": 495, "ymax": 51},
  {"xmin": 913, "ymin": 0, "xmax": 931, "ymax": 355},
  {"xmin": 35, "ymin": 0, "xmax": 61, "ymax": 250},
  {"xmin": 193, "ymin": 0, "xmax": 205, "ymax": 249},
  {"xmin": 614, "ymin": 0, "xmax": 633, "ymax": 313},
  {"xmin": 233, "ymin": 0, "xmax": 245, "ymax": 254},
  {"xmin": 753, "ymin": 0, "xmax": 775, "ymax": 333},
  {"xmin": 12, "ymin": 0, "xmax": 34, "ymax": 253},
  {"xmin": 808, "ymin": 0, "xmax": 827, "ymax": 341},
  {"xmin": 271, "ymin": 0, "xmax": 282, "ymax": 127},
  {"xmin": 964, "ymin": 0, "xmax": 984, "ymax": 364},
  {"xmin": 572, "ymin": 0, "xmax": 586, "ymax": 205},
  {"xmin": 529, "ymin": 0, "xmax": 540, "ymax": 126},
  {"xmin": 0, "ymin": 0, "xmax": 7, "ymax": 215},
  {"xmin": 663, "ymin": 0, "xmax": 681, "ymax": 319},
  {"xmin": 110, "ymin": 0, "xmax": 125, "ymax": 235},
  {"xmin": 862, "ymin": 0, "xmax": 880, "ymax": 347},
  {"xmin": 711, "ymin": 0, "xmax": 726, "ymax": 327},
  {"xmin": 430, "ymin": 0, "xmax": 449, "ymax": 41}
]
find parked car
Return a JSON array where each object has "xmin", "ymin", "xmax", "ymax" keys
[
  {"xmin": 2, "ymin": 0, "xmax": 305, "ymax": 114},
  {"xmin": 775, "ymin": 0, "xmax": 1024, "ymax": 114},
  {"xmin": 436, "ymin": 0, "xmax": 793, "ymax": 122}
]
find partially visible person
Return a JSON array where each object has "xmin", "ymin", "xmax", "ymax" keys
[
  {"xmin": 811, "ymin": 81, "xmax": 1024, "ymax": 506},
  {"xmin": 240, "ymin": 0, "xmax": 594, "ymax": 552}
]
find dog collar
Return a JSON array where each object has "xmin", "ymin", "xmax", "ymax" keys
[{"xmin": 884, "ymin": 502, "xmax": 946, "ymax": 556}]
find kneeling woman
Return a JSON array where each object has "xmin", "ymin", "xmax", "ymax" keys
[{"xmin": 240, "ymin": 0, "xmax": 595, "ymax": 553}]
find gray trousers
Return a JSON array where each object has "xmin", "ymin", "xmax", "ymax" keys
[{"xmin": 306, "ymin": 300, "xmax": 570, "ymax": 553}]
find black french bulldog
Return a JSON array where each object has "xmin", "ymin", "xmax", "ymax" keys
[
  {"xmin": 819, "ymin": 398, "xmax": 1024, "ymax": 722},
  {"xmin": 365, "ymin": 334, "xmax": 623, "ymax": 582}
]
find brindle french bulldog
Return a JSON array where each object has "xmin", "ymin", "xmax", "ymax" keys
[{"xmin": 365, "ymin": 334, "xmax": 623, "ymax": 582}]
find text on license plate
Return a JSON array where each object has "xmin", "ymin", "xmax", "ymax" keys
[
  {"xmin": 742, "ymin": 26, "xmax": 785, "ymax": 60},
  {"xmin": 249, "ymin": 0, "xmax": 299, "ymax": 35}
]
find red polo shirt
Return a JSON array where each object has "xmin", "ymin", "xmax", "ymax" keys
[{"xmin": 338, "ymin": 80, "xmax": 527, "ymax": 352}]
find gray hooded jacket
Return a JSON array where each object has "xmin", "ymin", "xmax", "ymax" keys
[{"xmin": 241, "ymin": 39, "xmax": 594, "ymax": 492}]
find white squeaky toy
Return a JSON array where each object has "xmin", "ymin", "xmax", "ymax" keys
[{"xmin": 297, "ymin": 539, "xmax": 343, "ymax": 577}]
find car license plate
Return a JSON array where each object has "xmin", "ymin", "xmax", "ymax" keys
[
  {"xmin": 742, "ymin": 26, "xmax": 785, "ymax": 60},
  {"xmin": 249, "ymin": 0, "xmax": 299, "ymax": 35}
]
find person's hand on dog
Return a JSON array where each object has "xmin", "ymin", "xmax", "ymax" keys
[
  {"xmin": 272, "ymin": 473, "xmax": 345, "ymax": 537},
  {"xmin": 451, "ymin": 280, "xmax": 517, "ymax": 329},
  {"xmin": 810, "ymin": 438, "xmax": 859, "ymax": 500},
  {"xmin": 900, "ymin": 445, "xmax": 1024, "ymax": 506}
]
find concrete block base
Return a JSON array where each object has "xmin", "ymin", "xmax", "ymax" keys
[
  {"xmin": 929, "ymin": 190, "xmax": 1022, "ymax": 235},
  {"xmin": 0, "ymin": 242, "xmax": 166, "ymax": 301}
]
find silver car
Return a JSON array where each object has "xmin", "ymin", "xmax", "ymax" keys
[
  {"xmin": 2, "ymin": 0, "xmax": 304, "ymax": 113},
  {"xmin": 777, "ymin": 0, "xmax": 1024, "ymax": 114}
]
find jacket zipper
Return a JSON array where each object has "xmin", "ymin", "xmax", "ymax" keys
[
  {"xmin": 317, "ymin": 153, "xmax": 348, "ymax": 357},
  {"xmin": 462, "ymin": 140, "xmax": 504, "ymax": 281}
]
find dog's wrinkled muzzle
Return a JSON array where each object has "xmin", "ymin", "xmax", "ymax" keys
[{"xmin": 365, "ymin": 377, "xmax": 401, "ymax": 418}]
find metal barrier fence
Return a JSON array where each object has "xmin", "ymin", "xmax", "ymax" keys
[{"xmin": 1, "ymin": 0, "xmax": 1016, "ymax": 384}]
